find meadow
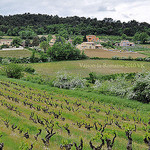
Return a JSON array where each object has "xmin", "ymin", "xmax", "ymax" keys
[
  {"xmin": 0, "ymin": 49, "xmax": 39, "ymax": 58},
  {"xmin": 26, "ymin": 59, "xmax": 150, "ymax": 77},
  {"xmin": 0, "ymin": 75, "xmax": 150, "ymax": 150}
]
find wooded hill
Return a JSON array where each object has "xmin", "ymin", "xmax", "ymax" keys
[{"xmin": 0, "ymin": 13, "xmax": 150, "ymax": 36}]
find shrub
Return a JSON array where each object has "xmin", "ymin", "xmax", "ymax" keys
[
  {"xmin": 89, "ymin": 72, "xmax": 97, "ymax": 83},
  {"xmin": 1, "ymin": 58, "xmax": 10, "ymax": 65},
  {"xmin": 112, "ymin": 56, "xmax": 119, "ymax": 60},
  {"xmin": 135, "ymin": 57, "xmax": 144, "ymax": 61},
  {"xmin": 53, "ymin": 72, "xmax": 86, "ymax": 89},
  {"xmin": 47, "ymin": 42, "xmax": 87, "ymax": 61},
  {"xmin": 128, "ymin": 72, "xmax": 150, "ymax": 103},
  {"xmin": 145, "ymin": 57, "xmax": 150, "ymax": 62},
  {"xmin": 24, "ymin": 66, "xmax": 35, "ymax": 74},
  {"xmin": 93, "ymin": 75, "xmax": 132, "ymax": 97},
  {"xmin": 3, "ymin": 63, "xmax": 23, "ymax": 79}
]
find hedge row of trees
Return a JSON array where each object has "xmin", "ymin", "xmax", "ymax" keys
[{"xmin": 0, "ymin": 13, "xmax": 150, "ymax": 36}]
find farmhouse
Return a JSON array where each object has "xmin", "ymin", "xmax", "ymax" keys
[
  {"xmin": 115, "ymin": 40, "xmax": 135, "ymax": 47},
  {"xmin": 86, "ymin": 35, "xmax": 99, "ymax": 42},
  {"xmin": 0, "ymin": 39, "xmax": 13, "ymax": 46},
  {"xmin": 77, "ymin": 42, "xmax": 103, "ymax": 50}
]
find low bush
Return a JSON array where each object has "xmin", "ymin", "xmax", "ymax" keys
[
  {"xmin": 3, "ymin": 63, "xmax": 23, "ymax": 79},
  {"xmin": 128, "ymin": 72, "xmax": 150, "ymax": 103},
  {"xmin": 24, "ymin": 66, "xmax": 35, "ymax": 74},
  {"xmin": 135, "ymin": 57, "xmax": 144, "ymax": 61},
  {"xmin": 22, "ymin": 74, "xmax": 51, "ymax": 85},
  {"xmin": 93, "ymin": 76, "xmax": 131, "ymax": 97},
  {"xmin": 144, "ymin": 57, "xmax": 150, "ymax": 62},
  {"xmin": 53, "ymin": 72, "xmax": 86, "ymax": 89}
]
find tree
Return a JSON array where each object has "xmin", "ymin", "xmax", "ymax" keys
[
  {"xmin": 139, "ymin": 32, "xmax": 149, "ymax": 44},
  {"xmin": 48, "ymin": 34, "xmax": 53, "ymax": 42},
  {"xmin": 40, "ymin": 36, "xmax": 47, "ymax": 42},
  {"xmin": 19, "ymin": 29, "xmax": 36, "ymax": 39},
  {"xmin": 83, "ymin": 35, "xmax": 87, "ymax": 42},
  {"xmin": 121, "ymin": 34, "xmax": 127, "ymax": 40},
  {"xmin": 0, "ymin": 31, "xmax": 4, "ymax": 36},
  {"xmin": 25, "ymin": 39, "xmax": 31, "ymax": 47},
  {"xmin": 12, "ymin": 37, "xmax": 22, "ymax": 47},
  {"xmin": 73, "ymin": 36, "xmax": 83, "ymax": 45},
  {"xmin": 47, "ymin": 42, "xmax": 86, "ymax": 61},
  {"xmin": 133, "ymin": 32, "xmax": 149, "ymax": 44},
  {"xmin": 133, "ymin": 32, "xmax": 140, "ymax": 42},
  {"xmin": 40, "ymin": 41, "xmax": 49, "ymax": 53},
  {"xmin": 32, "ymin": 36, "xmax": 40, "ymax": 47},
  {"xmin": 58, "ymin": 29, "xmax": 69, "ymax": 39}
]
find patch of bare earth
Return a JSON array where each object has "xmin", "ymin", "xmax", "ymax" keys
[{"xmin": 83, "ymin": 49, "xmax": 147, "ymax": 58}]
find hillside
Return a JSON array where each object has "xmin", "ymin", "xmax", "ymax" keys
[
  {"xmin": 0, "ymin": 13, "xmax": 150, "ymax": 36},
  {"xmin": 0, "ymin": 75, "xmax": 150, "ymax": 150}
]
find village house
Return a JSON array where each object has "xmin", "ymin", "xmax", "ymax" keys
[
  {"xmin": 115, "ymin": 40, "xmax": 135, "ymax": 47},
  {"xmin": 86, "ymin": 35, "xmax": 99, "ymax": 42},
  {"xmin": 0, "ymin": 39, "xmax": 13, "ymax": 46},
  {"xmin": 76, "ymin": 42, "xmax": 103, "ymax": 50}
]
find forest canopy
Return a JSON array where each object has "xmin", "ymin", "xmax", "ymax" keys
[{"xmin": 0, "ymin": 13, "xmax": 150, "ymax": 36}]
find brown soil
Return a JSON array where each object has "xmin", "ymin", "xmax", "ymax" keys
[{"xmin": 83, "ymin": 49, "xmax": 147, "ymax": 58}]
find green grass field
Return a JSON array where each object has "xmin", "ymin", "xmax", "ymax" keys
[
  {"xmin": 0, "ymin": 49, "xmax": 39, "ymax": 58},
  {"xmin": 0, "ymin": 75, "xmax": 150, "ymax": 150},
  {"xmin": 26, "ymin": 59, "xmax": 150, "ymax": 77}
]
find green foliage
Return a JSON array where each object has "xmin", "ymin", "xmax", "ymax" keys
[
  {"xmin": 128, "ymin": 72, "xmax": 150, "ymax": 103},
  {"xmin": 73, "ymin": 36, "xmax": 83, "ymax": 45},
  {"xmin": 0, "ymin": 31, "xmax": 4, "ymax": 36},
  {"xmin": 121, "ymin": 34, "xmax": 127, "ymax": 40},
  {"xmin": 3, "ymin": 63, "xmax": 23, "ymax": 79},
  {"xmin": 19, "ymin": 142, "xmax": 29, "ymax": 150},
  {"xmin": 25, "ymin": 39, "xmax": 31, "ymax": 47},
  {"xmin": 53, "ymin": 71, "xmax": 86, "ymax": 89},
  {"xmin": 22, "ymin": 74, "xmax": 50, "ymax": 85},
  {"xmin": 1, "ymin": 58, "xmax": 10, "ymax": 65},
  {"xmin": 40, "ymin": 36, "xmax": 47, "ymax": 42},
  {"xmin": 89, "ymin": 72, "xmax": 96, "ymax": 83},
  {"xmin": 58, "ymin": 29, "xmax": 69, "ymax": 39},
  {"xmin": 48, "ymin": 34, "xmax": 53, "ymax": 41},
  {"xmin": 101, "ymin": 41, "xmax": 115, "ymax": 49},
  {"xmin": 83, "ymin": 35, "xmax": 87, "ymax": 42},
  {"xmin": 0, "ymin": 13, "xmax": 150, "ymax": 37},
  {"xmin": 12, "ymin": 37, "xmax": 22, "ymax": 47},
  {"xmin": 32, "ymin": 36, "xmax": 40, "ymax": 46},
  {"xmin": 47, "ymin": 42, "xmax": 86, "ymax": 61},
  {"xmin": 0, "ymin": 44, "xmax": 9, "ymax": 49},
  {"xmin": 139, "ymin": 32, "xmax": 149, "ymax": 44},
  {"xmin": 133, "ymin": 32, "xmax": 149, "ymax": 44},
  {"xmin": 23, "ymin": 66, "xmax": 35, "ymax": 74},
  {"xmin": 40, "ymin": 41, "xmax": 49, "ymax": 53},
  {"xmin": 19, "ymin": 29, "xmax": 36, "ymax": 39}
]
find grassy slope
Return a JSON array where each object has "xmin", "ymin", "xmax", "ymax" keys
[
  {"xmin": 25, "ymin": 59, "xmax": 150, "ymax": 77},
  {"xmin": 0, "ymin": 75, "xmax": 149, "ymax": 150},
  {"xmin": 0, "ymin": 49, "xmax": 39, "ymax": 58}
]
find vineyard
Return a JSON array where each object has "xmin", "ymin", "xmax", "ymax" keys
[{"xmin": 0, "ymin": 78, "xmax": 150, "ymax": 150}]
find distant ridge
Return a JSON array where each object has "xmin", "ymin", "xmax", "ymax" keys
[{"xmin": 0, "ymin": 13, "xmax": 150, "ymax": 36}]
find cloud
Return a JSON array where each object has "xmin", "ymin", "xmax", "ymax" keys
[{"xmin": 98, "ymin": 6, "xmax": 116, "ymax": 12}]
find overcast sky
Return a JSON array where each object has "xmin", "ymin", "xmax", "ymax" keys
[{"xmin": 0, "ymin": 0, "xmax": 150, "ymax": 23}]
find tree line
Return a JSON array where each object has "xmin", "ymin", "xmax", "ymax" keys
[{"xmin": 0, "ymin": 13, "xmax": 150, "ymax": 37}]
